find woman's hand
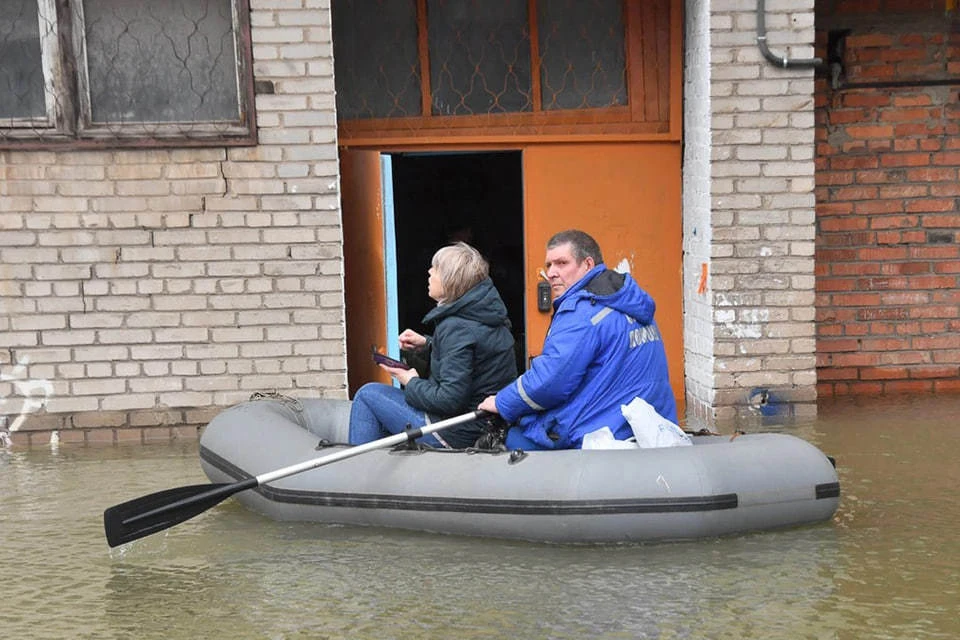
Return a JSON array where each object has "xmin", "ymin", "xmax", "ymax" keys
[
  {"xmin": 398, "ymin": 329, "xmax": 427, "ymax": 351},
  {"xmin": 381, "ymin": 363, "xmax": 419, "ymax": 386}
]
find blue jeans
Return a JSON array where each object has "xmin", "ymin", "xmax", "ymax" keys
[{"xmin": 348, "ymin": 383, "xmax": 448, "ymax": 447}]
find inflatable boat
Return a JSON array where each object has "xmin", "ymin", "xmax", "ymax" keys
[{"xmin": 197, "ymin": 396, "xmax": 840, "ymax": 543}]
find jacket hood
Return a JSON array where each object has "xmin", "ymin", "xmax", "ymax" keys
[
  {"xmin": 422, "ymin": 277, "xmax": 512, "ymax": 328},
  {"xmin": 555, "ymin": 264, "xmax": 655, "ymax": 324}
]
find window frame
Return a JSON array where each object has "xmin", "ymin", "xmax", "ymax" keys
[
  {"xmin": 0, "ymin": 0, "xmax": 257, "ymax": 150},
  {"xmin": 335, "ymin": 0, "xmax": 678, "ymax": 145},
  {"xmin": 1, "ymin": 0, "xmax": 62, "ymax": 132}
]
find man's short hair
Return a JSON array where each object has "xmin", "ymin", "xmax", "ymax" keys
[
  {"xmin": 431, "ymin": 242, "xmax": 489, "ymax": 303},
  {"xmin": 547, "ymin": 230, "xmax": 604, "ymax": 265}
]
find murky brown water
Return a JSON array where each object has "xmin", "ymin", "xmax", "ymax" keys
[{"xmin": 2, "ymin": 395, "xmax": 958, "ymax": 639}]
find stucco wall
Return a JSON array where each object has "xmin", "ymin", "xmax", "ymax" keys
[{"xmin": 0, "ymin": 1, "xmax": 346, "ymax": 446}]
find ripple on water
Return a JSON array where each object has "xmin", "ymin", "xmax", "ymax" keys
[{"xmin": 2, "ymin": 396, "xmax": 960, "ymax": 639}]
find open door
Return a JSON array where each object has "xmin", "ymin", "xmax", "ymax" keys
[
  {"xmin": 522, "ymin": 142, "xmax": 684, "ymax": 410},
  {"xmin": 390, "ymin": 152, "xmax": 526, "ymax": 372},
  {"xmin": 340, "ymin": 149, "xmax": 392, "ymax": 395}
]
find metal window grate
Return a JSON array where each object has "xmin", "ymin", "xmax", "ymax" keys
[{"xmin": 333, "ymin": 0, "xmax": 671, "ymax": 142}]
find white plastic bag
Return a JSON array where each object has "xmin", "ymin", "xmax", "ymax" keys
[
  {"xmin": 582, "ymin": 426, "xmax": 639, "ymax": 450},
  {"xmin": 620, "ymin": 397, "xmax": 692, "ymax": 448}
]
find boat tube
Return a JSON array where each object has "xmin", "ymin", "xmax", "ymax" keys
[{"xmin": 198, "ymin": 396, "xmax": 840, "ymax": 543}]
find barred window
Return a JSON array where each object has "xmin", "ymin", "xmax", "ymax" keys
[
  {"xmin": 332, "ymin": 0, "xmax": 674, "ymax": 142},
  {"xmin": 537, "ymin": 0, "xmax": 627, "ymax": 111},
  {"xmin": 427, "ymin": 0, "xmax": 533, "ymax": 116},
  {"xmin": 0, "ymin": 0, "xmax": 256, "ymax": 149},
  {"xmin": 330, "ymin": 0, "xmax": 421, "ymax": 120}
]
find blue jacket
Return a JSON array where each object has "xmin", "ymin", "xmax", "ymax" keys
[{"xmin": 494, "ymin": 265, "xmax": 677, "ymax": 449}]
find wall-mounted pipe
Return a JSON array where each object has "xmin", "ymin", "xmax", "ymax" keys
[{"xmin": 756, "ymin": 0, "xmax": 823, "ymax": 69}]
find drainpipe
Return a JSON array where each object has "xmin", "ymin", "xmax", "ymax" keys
[{"xmin": 756, "ymin": 0, "xmax": 823, "ymax": 69}]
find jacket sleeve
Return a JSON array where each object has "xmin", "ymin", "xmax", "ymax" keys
[
  {"xmin": 403, "ymin": 321, "xmax": 475, "ymax": 416},
  {"xmin": 495, "ymin": 308, "xmax": 599, "ymax": 423}
]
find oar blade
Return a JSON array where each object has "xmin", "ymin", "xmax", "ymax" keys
[{"xmin": 104, "ymin": 482, "xmax": 246, "ymax": 548}]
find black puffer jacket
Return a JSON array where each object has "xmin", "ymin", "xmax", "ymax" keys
[{"xmin": 403, "ymin": 277, "xmax": 517, "ymax": 447}]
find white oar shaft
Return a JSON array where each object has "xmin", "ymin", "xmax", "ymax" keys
[{"xmin": 255, "ymin": 410, "xmax": 483, "ymax": 485}]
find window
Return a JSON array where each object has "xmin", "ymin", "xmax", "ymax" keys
[
  {"xmin": 0, "ymin": 0, "xmax": 256, "ymax": 149},
  {"xmin": 332, "ymin": 0, "xmax": 675, "ymax": 142},
  {"xmin": 426, "ymin": 0, "xmax": 534, "ymax": 115}
]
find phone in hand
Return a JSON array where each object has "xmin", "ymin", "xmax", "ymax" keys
[{"xmin": 372, "ymin": 347, "xmax": 411, "ymax": 370}]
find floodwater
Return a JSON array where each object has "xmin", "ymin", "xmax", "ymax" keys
[{"xmin": 2, "ymin": 395, "xmax": 958, "ymax": 640}]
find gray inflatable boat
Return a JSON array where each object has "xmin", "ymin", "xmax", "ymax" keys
[{"xmin": 198, "ymin": 396, "xmax": 840, "ymax": 543}]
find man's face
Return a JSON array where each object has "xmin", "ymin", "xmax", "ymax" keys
[{"xmin": 544, "ymin": 242, "xmax": 594, "ymax": 297}]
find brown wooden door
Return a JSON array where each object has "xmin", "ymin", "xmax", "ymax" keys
[
  {"xmin": 521, "ymin": 142, "xmax": 684, "ymax": 409},
  {"xmin": 340, "ymin": 149, "xmax": 391, "ymax": 395}
]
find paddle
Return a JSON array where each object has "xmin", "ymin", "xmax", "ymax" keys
[{"xmin": 103, "ymin": 409, "xmax": 488, "ymax": 547}]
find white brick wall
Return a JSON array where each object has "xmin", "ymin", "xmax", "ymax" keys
[
  {"xmin": 684, "ymin": 0, "xmax": 817, "ymax": 426},
  {"xmin": 683, "ymin": 0, "xmax": 717, "ymax": 426},
  {"xmin": 0, "ymin": 3, "xmax": 346, "ymax": 445}
]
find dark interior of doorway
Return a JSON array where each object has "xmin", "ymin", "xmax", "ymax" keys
[{"xmin": 391, "ymin": 152, "xmax": 526, "ymax": 373}]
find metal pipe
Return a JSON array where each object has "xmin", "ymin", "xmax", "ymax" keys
[
  {"xmin": 756, "ymin": 0, "xmax": 823, "ymax": 69},
  {"xmin": 837, "ymin": 78, "xmax": 960, "ymax": 90}
]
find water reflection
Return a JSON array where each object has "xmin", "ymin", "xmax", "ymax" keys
[
  {"xmin": 816, "ymin": 395, "xmax": 960, "ymax": 640},
  {"xmin": 2, "ymin": 395, "xmax": 959, "ymax": 639},
  {"xmin": 104, "ymin": 563, "xmax": 256, "ymax": 639},
  {"xmin": 98, "ymin": 519, "xmax": 842, "ymax": 639}
]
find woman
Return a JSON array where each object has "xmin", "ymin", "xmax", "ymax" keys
[{"xmin": 348, "ymin": 242, "xmax": 518, "ymax": 448}]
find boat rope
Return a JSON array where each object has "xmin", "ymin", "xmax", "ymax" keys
[
  {"xmin": 249, "ymin": 390, "xmax": 304, "ymax": 412},
  {"xmin": 314, "ymin": 438, "xmax": 346, "ymax": 450},
  {"xmin": 685, "ymin": 427, "xmax": 721, "ymax": 437},
  {"xmin": 248, "ymin": 391, "xmax": 308, "ymax": 430}
]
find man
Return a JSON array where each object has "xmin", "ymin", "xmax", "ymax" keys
[{"xmin": 478, "ymin": 229, "xmax": 677, "ymax": 450}]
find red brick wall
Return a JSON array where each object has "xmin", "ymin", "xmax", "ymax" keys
[{"xmin": 815, "ymin": 3, "xmax": 960, "ymax": 396}]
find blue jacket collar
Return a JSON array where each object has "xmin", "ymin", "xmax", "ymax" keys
[{"xmin": 553, "ymin": 264, "xmax": 607, "ymax": 310}]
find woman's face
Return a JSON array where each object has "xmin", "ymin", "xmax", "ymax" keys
[{"xmin": 428, "ymin": 265, "xmax": 445, "ymax": 302}]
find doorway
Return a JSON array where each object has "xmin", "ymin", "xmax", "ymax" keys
[
  {"xmin": 390, "ymin": 151, "xmax": 526, "ymax": 373},
  {"xmin": 341, "ymin": 143, "xmax": 683, "ymax": 407}
]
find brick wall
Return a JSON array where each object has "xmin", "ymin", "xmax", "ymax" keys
[
  {"xmin": 815, "ymin": 2, "xmax": 960, "ymax": 396},
  {"xmin": 684, "ymin": 0, "xmax": 818, "ymax": 426},
  {"xmin": 0, "ymin": 2, "xmax": 346, "ymax": 446}
]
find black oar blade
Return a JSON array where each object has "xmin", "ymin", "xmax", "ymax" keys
[{"xmin": 104, "ymin": 479, "xmax": 255, "ymax": 548}]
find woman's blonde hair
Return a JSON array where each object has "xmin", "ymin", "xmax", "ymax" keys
[{"xmin": 431, "ymin": 242, "xmax": 489, "ymax": 303}]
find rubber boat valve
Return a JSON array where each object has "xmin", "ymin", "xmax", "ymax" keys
[{"xmin": 508, "ymin": 449, "xmax": 528, "ymax": 465}]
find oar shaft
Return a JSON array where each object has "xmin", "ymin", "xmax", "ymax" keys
[{"xmin": 257, "ymin": 410, "xmax": 483, "ymax": 485}]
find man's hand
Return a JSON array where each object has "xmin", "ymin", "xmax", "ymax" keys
[{"xmin": 478, "ymin": 395, "xmax": 499, "ymax": 414}]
